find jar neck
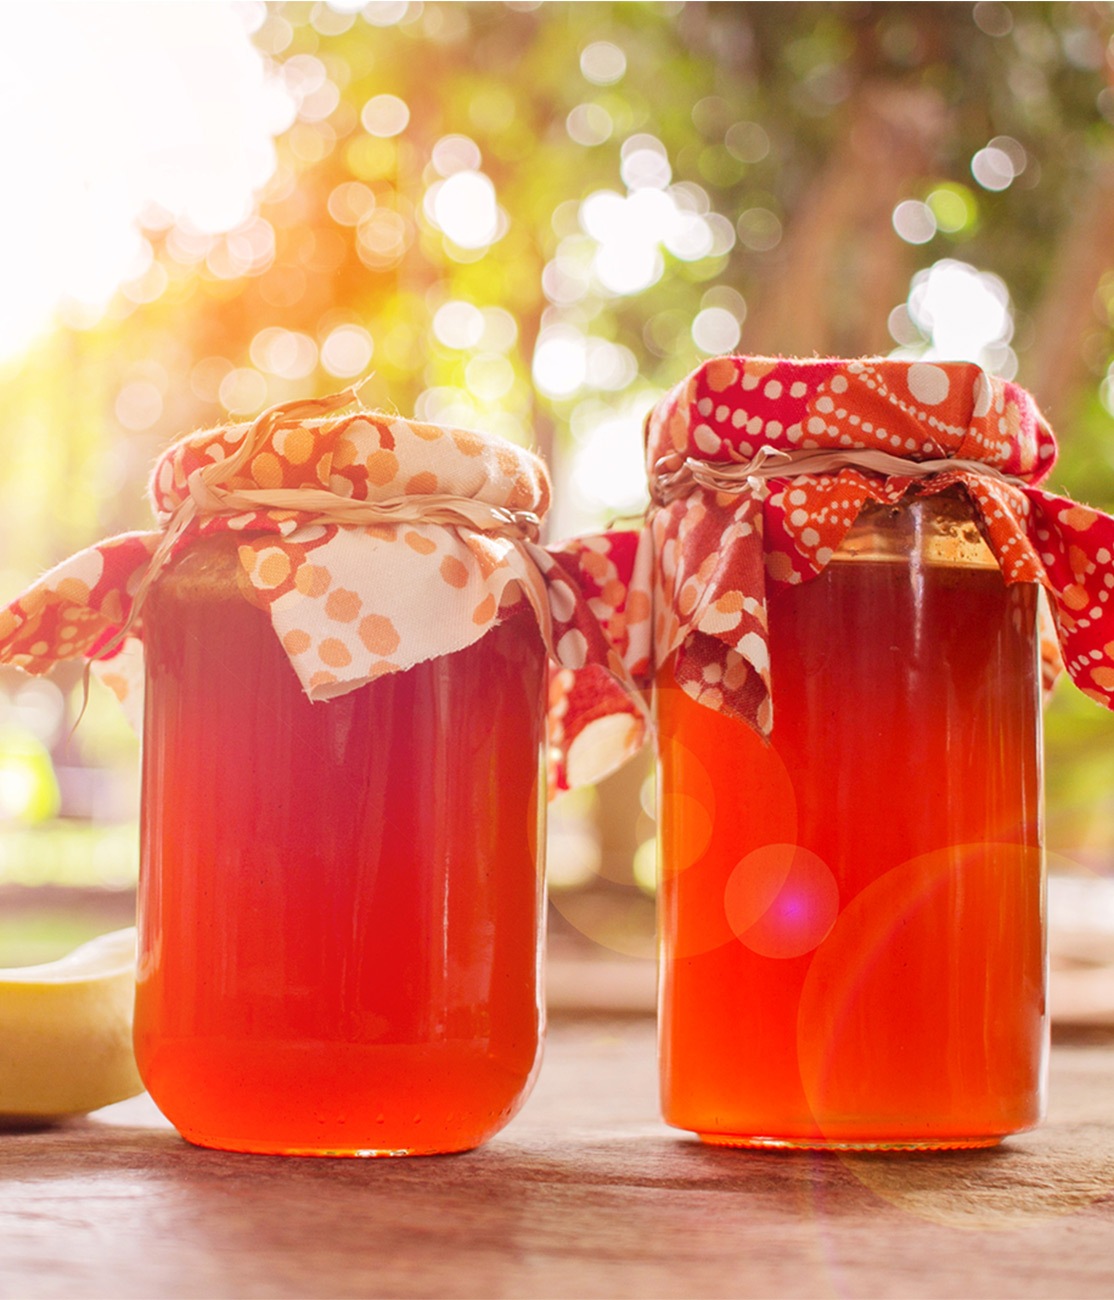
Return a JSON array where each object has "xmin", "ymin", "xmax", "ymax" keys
[{"xmin": 828, "ymin": 488, "xmax": 999, "ymax": 570}]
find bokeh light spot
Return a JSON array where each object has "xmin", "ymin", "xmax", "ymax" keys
[
  {"xmin": 250, "ymin": 327, "xmax": 318, "ymax": 379},
  {"xmin": 431, "ymin": 134, "xmax": 483, "ymax": 177},
  {"xmin": 360, "ymin": 93, "xmax": 410, "ymax": 138},
  {"xmin": 115, "ymin": 381, "xmax": 164, "ymax": 432},
  {"xmin": 973, "ymin": 1, "xmax": 1013, "ymax": 35},
  {"xmin": 566, "ymin": 102, "xmax": 613, "ymax": 147},
  {"xmin": 664, "ymin": 212, "xmax": 716, "ymax": 261},
  {"xmin": 427, "ymin": 171, "xmax": 499, "ymax": 249},
  {"xmin": 657, "ymin": 793, "xmax": 713, "ymax": 877},
  {"xmin": 206, "ymin": 217, "xmax": 276, "ymax": 279},
  {"xmin": 122, "ymin": 261, "xmax": 169, "ymax": 305},
  {"xmin": 533, "ymin": 328, "xmax": 587, "ymax": 398},
  {"xmin": 282, "ymin": 53, "xmax": 327, "ymax": 103},
  {"xmin": 927, "ymin": 184, "xmax": 977, "ymax": 234},
  {"xmin": 990, "ymin": 135, "xmax": 1027, "ymax": 175},
  {"xmin": 724, "ymin": 120, "xmax": 771, "ymax": 164},
  {"xmin": 577, "ymin": 181, "xmax": 715, "ymax": 293},
  {"xmin": 579, "ymin": 190, "xmax": 626, "ymax": 243},
  {"xmin": 798, "ymin": 844, "xmax": 1042, "ymax": 1142},
  {"xmin": 971, "ymin": 146, "xmax": 1015, "ymax": 192},
  {"xmin": 415, "ymin": 385, "xmax": 478, "ymax": 427},
  {"xmin": 311, "ymin": 3, "xmax": 357, "ymax": 35},
  {"xmin": 901, "ymin": 258, "xmax": 1015, "ymax": 376},
  {"xmin": 191, "ymin": 356, "xmax": 234, "ymax": 404},
  {"xmin": 692, "ymin": 307, "xmax": 741, "ymax": 355},
  {"xmin": 701, "ymin": 284, "xmax": 747, "ymax": 323},
  {"xmin": 345, "ymin": 134, "xmax": 397, "ymax": 180},
  {"xmin": 356, "ymin": 207, "xmax": 410, "ymax": 268},
  {"xmin": 892, "ymin": 199, "xmax": 937, "ymax": 245},
  {"xmin": 736, "ymin": 207, "xmax": 782, "ymax": 251},
  {"xmin": 632, "ymin": 837, "xmax": 657, "ymax": 895},
  {"xmin": 725, "ymin": 843, "xmax": 839, "ymax": 959},
  {"xmin": 621, "ymin": 134, "xmax": 671, "ymax": 190},
  {"xmin": 362, "ymin": 1, "xmax": 410, "ymax": 26},
  {"xmin": 569, "ymin": 396, "xmax": 656, "ymax": 515},
  {"xmin": 0, "ymin": 728, "xmax": 60, "ymax": 825},
  {"xmin": 433, "ymin": 301, "xmax": 485, "ymax": 349},
  {"xmin": 321, "ymin": 324, "xmax": 374, "ymax": 378},
  {"xmin": 595, "ymin": 242, "xmax": 664, "ymax": 296},
  {"xmin": 580, "ymin": 40, "xmax": 627, "ymax": 85},
  {"xmin": 328, "ymin": 181, "xmax": 376, "ymax": 226},
  {"xmin": 465, "ymin": 353, "xmax": 516, "ymax": 401},
  {"xmin": 586, "ymin": 339, "xmax": 637, "ymax": 391},
  {"xmin": 888, "ymin": 304, "xmax": 923, "ymax": 348},
  {"xmin": 481, "ymin": 306, "xmax": 518, "ymax": 353},
  {"xmin": 219, "ymin": 367, "xmax": 269, "ymax": 414}
]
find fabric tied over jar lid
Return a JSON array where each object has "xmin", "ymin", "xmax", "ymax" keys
[
  {"xmin": 554, "ymin": 355, "xmax": 1114, "ymax": 737},
  {"xmin": 0, "ymin": 387, "xmax": 646, "ymax": 787}
]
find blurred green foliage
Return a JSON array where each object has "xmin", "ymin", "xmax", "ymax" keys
[{"xmin": 2, "ymin": 0, "xmax": 1114, "ymax": 879}]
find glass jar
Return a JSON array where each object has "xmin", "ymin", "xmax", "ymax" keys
[
  {"xmin": 134, "ymin": 535, "xmax": 548, "ymax": 1156},
  {"xmin": 655, "ymin": 490, "xmax": 1045, "ymax": 1150}
]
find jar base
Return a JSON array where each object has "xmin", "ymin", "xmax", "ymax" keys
[
  {"xmin": 699, "ymin": 1132, "xmax": 1004, "ymax": 1152},
  {"xmin": 138, "ymin": 1034, "xmax": 539, "ymax": 1159},
  {"xmin": 176, "ymin": 1130, "xmax": 477, "ymax": 1158}
]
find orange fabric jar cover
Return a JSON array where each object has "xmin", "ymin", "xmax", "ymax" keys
[
  {"xmin": 554, "ymin": 355, "xmax": 1114, "ymax": 734},
  {"xmin": 0, "ymin": 388, "xmax": 645, "ymax": 786}
]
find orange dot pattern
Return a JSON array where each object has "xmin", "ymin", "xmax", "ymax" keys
[
  {"xmin": 553, "ymin": 356, "xmax": 1114, "ymax": 738},
  {"xmin": 0, "ymin": 410, "xmax": 647, "ymax": 788}
]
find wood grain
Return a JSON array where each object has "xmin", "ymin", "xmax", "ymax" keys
[{"xmin": 2, "ymin": 1020, "xmax": 1114, "ymax": 1299}]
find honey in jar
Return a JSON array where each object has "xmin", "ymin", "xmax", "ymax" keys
[
  {"xmin": 623, "ymin": 354, "xmax": 1114, "ymax": 1150},
  {"xmin": 656, "ymin": 494, "xmax": 1044, "ymax": 1149},
  {"xmin": 135, "ymin": 536, "xmax": 547, "ymax": 1156}
]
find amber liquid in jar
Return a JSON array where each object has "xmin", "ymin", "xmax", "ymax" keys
[
  {"xmin": 134, "ymin": 537, "xmax": 547, "ymax": 1156},
  {"xmin": 656, "ymin": 494, "xmax": 1045, "ymax": 1149}
]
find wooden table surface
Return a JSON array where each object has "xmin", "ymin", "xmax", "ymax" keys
[{"xmin": 4, "ymin": 1017, "xmax": 1114, "ymax": 1300}]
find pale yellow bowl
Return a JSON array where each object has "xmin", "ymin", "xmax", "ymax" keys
[{"xmin": 0, "ymin": 927, "xmax": 144, "ymax": 1124}]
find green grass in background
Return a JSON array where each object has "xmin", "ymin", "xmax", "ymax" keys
[
  {"xmin": 0, "ymin": 822, "xmax": 137, "ymax": 889},
  {"xmin": 0, "ymin": 885, "xmax": 136, "ymax": 967}
]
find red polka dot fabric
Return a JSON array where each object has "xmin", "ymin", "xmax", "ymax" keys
[
  {"xmin": 550, "ymin": 355, "xmax": 1114, "ymax": 737},
  {"xmin": 0, "ymin": 402, "xmax": 647, "ymax": 788}
]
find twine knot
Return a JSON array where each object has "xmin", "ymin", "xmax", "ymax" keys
[{"xmin": 650, "ymin": 444, "xmax": 1025, "ymax": 508}]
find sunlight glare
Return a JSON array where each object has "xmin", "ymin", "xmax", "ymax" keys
[
  {"xmin": 533, "ymin": 328, "xmax": 588, "ymax": 398},
  {"xmin": 115, "ymin": 381, "xmax": 164, "ymax": 432},
  {"xmin": 594, "ymin": 242, "xmax": 664, "ymax": 295},
  {"xmin": 427, "ymin": 172, "xmax": 501, "ymax": 249},
  {"xmin": 579, "ymin": 171, "xmax": 726, "ymax": 297},
  {"xmin": 0, "ymin": 2, "xmax": 291, "ymax": 359},
  {"xmin": 570, "ymin": 398, "xmax": 656, "ymax": 515},
  {"xmin": 898, "ymin": 259, "xmax": 1016, "ymax": 377}
]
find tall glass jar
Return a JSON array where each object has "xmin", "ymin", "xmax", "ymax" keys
[
  {"xmin": 656, "ymin": 490, "xmax": 1045, "ymax": 1150},
  {"xmin": 134, "ymin": 535, "xmax": 548, "ymax": 1157}
]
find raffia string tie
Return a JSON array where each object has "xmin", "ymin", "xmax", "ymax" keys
[
  {"xmin": 650, "ymin": 444, "xmax": 1026, "ymax": 507},
  {"xmin": 97, "ymin": 384, "xmax": 539, "ymax": 662}
]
